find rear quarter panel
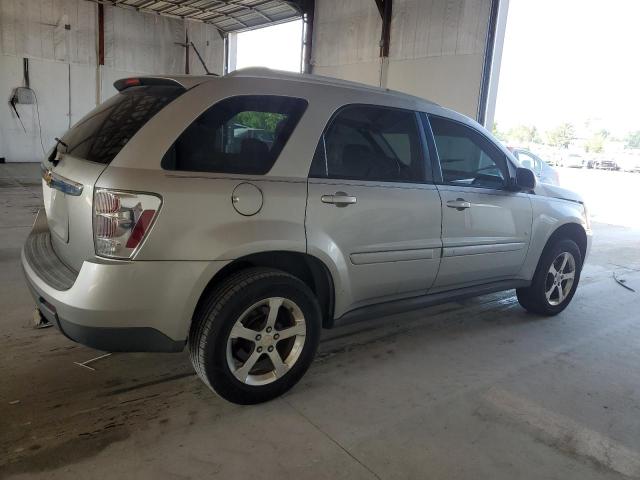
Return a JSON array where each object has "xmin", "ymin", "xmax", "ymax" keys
[{"xmin": 95, "ymin": 167, "xmax": 307, "ymax": 261}]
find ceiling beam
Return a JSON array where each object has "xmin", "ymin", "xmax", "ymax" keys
[{"xmin": 92, "ymin": 0, "xmax": 303, "ymax": 32}]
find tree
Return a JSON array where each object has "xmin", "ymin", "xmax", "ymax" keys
[
  {"xmin": 545, "ymin": 123, "xmax": 575, "ymax": 149},
  {"xmin": 233, "ymin": 112, "xmax": 284, "ymax": 132},
  {"xmin": 508, "ymin": 124, "xmax": 540, "ymax": 144},
  {"xmin": 585, "ymin": 129, "xmax": 610, "ymax": 153},
  {"xmin": 585, "ymin": 132, "xmax": 605, "ymax": 153},
  {"xmin": 626, "ymin": 131, "xmax": 640, "ymax": 149},
  {"xmin": 492, "ymin": 122, "xmax": 507, "ymax": 141}
]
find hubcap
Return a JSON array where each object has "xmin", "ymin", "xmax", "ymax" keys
[
  {"xmin": 226, "ymin": 297, "xmax": 306, "ymax": 386},
  {"xmin": 545, "ymin": 251, "xmax": 576, "ymax": 306}
]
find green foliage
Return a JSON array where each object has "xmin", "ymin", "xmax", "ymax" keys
[
  {"xmin": 492, "ymin": 122, "xmax": 507, "ymax": 141},
  {"xmin": 585, "ymin": 132, "xmax": 606, "ymax": 153},
  {"xmin": 545, "ymin": 123, "xmax": 575, "ymax": 149},
  {"xmin": 626, "ymin": 130, "xmax": 640, "ymax": 149},
  {"xmin": 233, "ymin": 111, "xmax": 285, "ymax": 132},
  {"xmin": 508, "ymin": 124, "xmax": 540, "ymax": 144}
]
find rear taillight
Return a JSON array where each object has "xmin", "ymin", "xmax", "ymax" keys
[{"xmin": 93, "ymin": 189, "xmax": 161, "ymax": 259}]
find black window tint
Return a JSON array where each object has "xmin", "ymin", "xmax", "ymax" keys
[
  {"xmin": 162, "ymin": 95, "xmax": 307, "ymax": 175},
  {"xmin": 429, "ymin": 115, "xmax": 508, "ymax": 189},
  {"xmin": 61, "ymin": 85, "xmax": 183, "ymax": 164},
  {"xmin": 311, "ymin": 105, "xmax": 425, "ymax": 183}
]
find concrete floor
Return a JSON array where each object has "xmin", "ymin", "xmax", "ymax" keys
[{"xmin": 1, "ymin": 163, "xmax": 639, "ymax": 479}]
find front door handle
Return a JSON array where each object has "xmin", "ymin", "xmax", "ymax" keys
[
  {"xmin": 321, "ymin": 191, "xmax": 357, "ymax": 207},
  {"xmin": 446, "ymin": 198, "xmax": 471, "ymax": 211}
]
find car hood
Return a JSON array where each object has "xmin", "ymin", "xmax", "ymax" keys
[{"xmin": 534, "ymin": 183, "xmax": 584, "ymax": 204}]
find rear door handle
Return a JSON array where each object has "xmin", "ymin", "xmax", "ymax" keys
[
  {"xmin": 321, "ymin": 191, "xmax": 357, "ymax": 207},
  {"xmin": 446, "ymin": 198, "xmax": 471, "ymax": 211}
]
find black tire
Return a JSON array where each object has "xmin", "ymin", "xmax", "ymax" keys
[
  {"xmin": 516, "ymin": 238, "xmax": 582, "ymax": 316},
  {"xmin": 189, "ymin": 267, "xmax": 321, "ymax": 404}
]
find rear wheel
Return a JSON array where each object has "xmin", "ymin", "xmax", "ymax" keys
[
  {"xmin": 189, "ymin": 268, "xmax": 321, "ymax": 404},
  {"xmin": 516, "ymin": 238, "xmax": 582, "ymax": 315}
]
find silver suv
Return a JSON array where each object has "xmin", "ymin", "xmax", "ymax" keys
[{"xmin": 23, "ymin": 68, "xmax": 592, "ymax": 404}]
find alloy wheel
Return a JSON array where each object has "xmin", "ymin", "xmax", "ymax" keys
[
  {"xmin": 226, "ymin": 297, "xmax": 306, "ymax": 386},
  {"xmin": 545, "ymin": 251, "xmax": 576, "ymax": 306}
]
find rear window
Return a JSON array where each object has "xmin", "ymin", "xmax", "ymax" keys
[
  {"xmin": 60, "ymin": 85, "xmax": 183, "ymax": 164},
  {"xmin": 161, "ymin": 95, "xmax": 308, "ymax": 175}
]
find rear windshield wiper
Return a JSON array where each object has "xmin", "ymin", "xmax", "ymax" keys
[{"xmin": 49, "ymin": 137, "xmax": 68, "ymax": 166}]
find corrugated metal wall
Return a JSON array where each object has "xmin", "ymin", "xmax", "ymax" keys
[
  {"xmin": 312, "ymin": 0, "xmax": 492, "ymax": 119},
  {"xmin": 312, "ymin": 0, "xmax": 381, "ymax": 85},
  {"xmin": 0, "ymin": 0, "xmax": 224, "ymax": 162}
]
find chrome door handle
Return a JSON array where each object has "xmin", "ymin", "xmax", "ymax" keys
[
  {"xmin": 321, "ymin": 192, "xmax": 357, "ymax": 207},
  {"xmin": 446, "ymin": 198, "xmax": 471, "ymax": 211}
]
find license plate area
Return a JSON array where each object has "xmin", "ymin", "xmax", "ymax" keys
[{"xmin": 43, "ymin": 180, "xmax": 69, "ymax": 243}]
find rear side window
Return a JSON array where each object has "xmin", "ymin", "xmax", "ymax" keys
[
  {"xmin": 309, "ymin": 105, "xmax": 425, "ymax": 183},
  {"xmin": 162, "ymin": 95, "xmax": 307, "ymax": 175},
  {"xmin": 61, "ymin": 85, "xmax": 183, "ymax": 164}
]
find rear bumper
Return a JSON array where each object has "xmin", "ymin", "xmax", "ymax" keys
[{"xmin": 22, "ymin": 210, "xmax": 228, "ymax": 352}]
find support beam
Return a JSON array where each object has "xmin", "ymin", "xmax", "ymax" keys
[
  {"xmin": 375, "ymin": 0, "xmax": 392, "ymax": 58},
  {"xmin": 98, "ymin": 4, "xmax": 105, "ymax": 66},
  {"xmin": 374, "ymin": 0, "xmax": 384, "ymax": 17},
  {"xmin": 223, "ymin": 34, "xmax": 230, "ymax": 74},
  {"xmin": 301, "ymin": 0, "xmax": 315, "ymax": 73},
  {"xmin": 477, "ymin": 0, "xmax": 501, "ymax": 126},
  {"xmin": 185, "ymin": 30, "xmax": 190, "ymax": 74},
  {"xmin": 482, "ymin": 0, "xmax": 509, "ymax": 128}
]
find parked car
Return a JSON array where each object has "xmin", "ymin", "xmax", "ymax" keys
[
  {"xmin": 23, "ymin": 69, "xmax": 592, "ymax": 404},
  {"xmin": 507, "ymin": 147, "xmax": 560, "ymax": 186},
  {"xmin": 598, "ymin": 158, "xmax": 620, "ymax": 171},
  {"xmin": 562, "ymin": 153, "xmax": 585, "ymax": 168}
]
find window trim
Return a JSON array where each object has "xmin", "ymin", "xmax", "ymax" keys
[
  {"xmin": 424, "ymin": 113, "xmax": 514, "ymax": 191},
  {"xmin": 309, "ymin": 103, "xmax": 434, "ymax": 185},
  {"xmin": 419, "ymin": 112, "xmax": 443, "ymax": 184}
]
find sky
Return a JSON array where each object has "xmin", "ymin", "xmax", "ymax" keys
[
  {"xmin": 235, "ymin": 20, "xmax": 303, "ymax": 72},
  {"xmin": 494, "ymin": 0, "xmax": 640, "ymax": 137}
]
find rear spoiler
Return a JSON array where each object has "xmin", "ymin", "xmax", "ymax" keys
[{"xmin": 113, "ymin": 77, "xmax": 187, "ymax": 92}]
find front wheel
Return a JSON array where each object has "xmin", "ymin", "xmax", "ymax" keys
[
  {"xmin": 189, "ymin": 268, "xmax": 322, "ymax": 404},
  {"xmin": 516, "ymin": 239, "xmax": 582, "ymax": 315}
]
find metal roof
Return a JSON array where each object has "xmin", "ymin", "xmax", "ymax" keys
[{"xmin": 90, "ymin": 1, "xmax": 303, "ymax": 32}]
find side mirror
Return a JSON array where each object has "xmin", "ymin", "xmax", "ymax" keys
[{"xmin": 514, "ymin": 167, "xmax": 536, "ymax": 190}]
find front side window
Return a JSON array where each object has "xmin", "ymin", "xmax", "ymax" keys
[
  {"xmin": 162, "ymin": 95, "xmax": 307, "ymax": 174},
  {"xmin": 310, "ymin": 105, "xmax": 426, "ymax": 183},
  {"xmin": 429, "ymin": 115, "xmax": 508, "ymax": 189}
]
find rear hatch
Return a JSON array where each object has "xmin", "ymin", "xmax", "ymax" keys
[{"xmin": 42, "ymin": 81, "xmax": 185, "ymax": 271}]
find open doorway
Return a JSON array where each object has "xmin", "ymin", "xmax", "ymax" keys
[
  {"xmin": 229, "ymin": 20, "xmax": 303, "ymax": 73},
  {"xmin": 493, "ymin": 0, "xmax": 640, "ymax": 228}
]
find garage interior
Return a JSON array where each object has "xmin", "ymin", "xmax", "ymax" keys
[{"xmin": 1, "ymin": 1, "xmax": 639, "ymax": 478}]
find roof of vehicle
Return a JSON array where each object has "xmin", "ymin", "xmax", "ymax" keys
[{"xmin": 125, "ymin": 67, "xmax": 440, "ymax": 108}]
